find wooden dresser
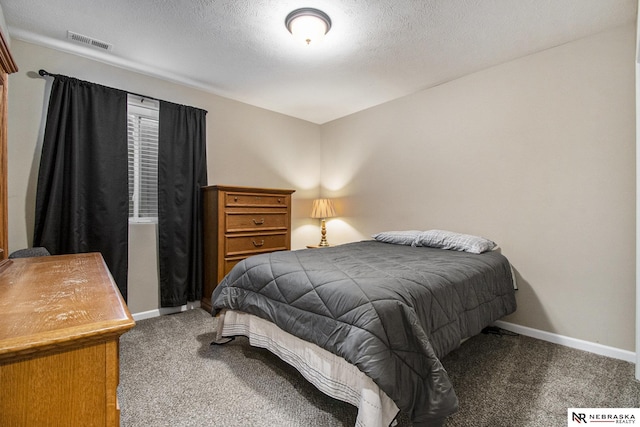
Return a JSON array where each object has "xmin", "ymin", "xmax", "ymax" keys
[
  {"xmin": 201, "ymin": 185, "xmax": 295, "ymax": 311},
  {"xmin": 0, "ymin": 253, "xmax": 135, "ymax": 427}
]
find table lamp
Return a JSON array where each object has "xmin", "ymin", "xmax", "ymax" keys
[{"xmin": 310, "ymin": 198, "xmax": 336, "ymax": 247}]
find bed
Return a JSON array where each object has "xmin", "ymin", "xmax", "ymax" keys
[{"xmin": 210, "ymin": 232, "xmax": 517, "ymax": 427}]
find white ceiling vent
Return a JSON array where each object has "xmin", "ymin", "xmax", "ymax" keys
[{"xmin": 67, "ymin": 31, "xmax": 113, "ymax": 51}]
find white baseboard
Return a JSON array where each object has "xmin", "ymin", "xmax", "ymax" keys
[
  {"xmin": 494, "ymin": 320, "xmax": 636, "ymax": 364},
  {"xmin": 132, "ymin": 301, "xmax": 201, "ymax": 322}
]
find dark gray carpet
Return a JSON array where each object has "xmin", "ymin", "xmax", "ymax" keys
[{"xmin": 118, "ymin": 309, "xmax": 639, "ymax": 427}]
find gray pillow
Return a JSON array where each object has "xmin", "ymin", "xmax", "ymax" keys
[
  {"xmin": 371, "ymin": 230, "xmax": 421, "ymax": 246},
  {"xmin": 415, "ymin": 230, "xmax": 496, "ymax": 254}
]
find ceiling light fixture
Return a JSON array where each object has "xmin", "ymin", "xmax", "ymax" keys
[{"xmin": 285, "ymin": 8, "xmax": 332, "ymax": 46}]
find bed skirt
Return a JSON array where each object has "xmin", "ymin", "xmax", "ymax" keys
[{"xmin": 216, "ymin": 309, "xmax": 400, "ymax": 427}]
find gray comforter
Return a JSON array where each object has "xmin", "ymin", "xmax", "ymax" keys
[{"xmin": 211, "ymin": 240, "xmax": 517, "ymax": 426}]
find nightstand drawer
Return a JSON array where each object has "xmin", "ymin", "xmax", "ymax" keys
[
  {"xmin": 225, "ymin": 192, "xmax": 289, "ymax": 208},
  {"xmin": 225, "ymin": 212, "xmax": 288, "ymax": 232},
  {"xmin": 225, "ymin": 232, "xmax": 288, "ymax": 256}
]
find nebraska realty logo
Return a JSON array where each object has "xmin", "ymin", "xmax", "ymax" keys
[{"xmin": 568, "ymin": 408, "xmax": 639, "ymax": 424}]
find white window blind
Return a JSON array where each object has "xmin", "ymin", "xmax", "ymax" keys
[{"xmin": 127, "ymin": 94, "xmax": 159, "ymax": 222}]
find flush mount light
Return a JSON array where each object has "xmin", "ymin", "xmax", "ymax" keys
[{"xmin": 285, "ymin": 8, "xmax": 332, "ymax": 45}]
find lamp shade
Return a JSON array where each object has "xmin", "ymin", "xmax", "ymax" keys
[{"xmin": 310, "ymin": 199, "xmax": 336, "ymax": 219}]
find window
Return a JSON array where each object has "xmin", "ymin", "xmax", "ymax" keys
[{"xmin": 127, "ymin": 94, "xmax": 159, "ymax": 223}]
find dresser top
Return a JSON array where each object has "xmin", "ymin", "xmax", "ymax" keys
[
  {"xmin": 203, "ymin": 185, "xmax": 295, "ymax": 195},
  {"xmin": 0, "ymin": 252, "xmax": 135, "ymax": 360}
]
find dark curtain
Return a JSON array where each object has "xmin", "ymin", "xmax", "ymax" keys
[
  {"xmin": 33, "ymin": 75, "xmax": 129, "ymax": 299},
  {"xmin": 158, "ymin": 101, "xmax": 207, "ymax": 307}
]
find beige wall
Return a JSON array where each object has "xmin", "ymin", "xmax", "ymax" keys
[
  {"xmin": 322, "ymin": 25, "xmax": 636, "ymax": 352},
  {"xmin": 7, "ymin": 40, "xmax": 321, "ymax": 313}
]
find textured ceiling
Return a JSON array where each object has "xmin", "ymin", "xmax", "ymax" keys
[{"xmin": 2, "ymin": 0, "xmax": 637, "ymax": 124}]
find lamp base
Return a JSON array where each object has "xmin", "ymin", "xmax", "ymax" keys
[{"xmin": 317, "ymin": 219, "xmax": 330, "ymax": 247}]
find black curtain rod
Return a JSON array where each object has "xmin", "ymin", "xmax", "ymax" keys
[
  {"xmin": 38, "ymin": 69, "xmax": 56, "ymax": 77},
  {"xmin": 38, "ymin": 69, "xmax": 208, "ymax": 113},
  {"xmin": 38, "ymin": 68, "xmax": 162, "ymax": 103}
]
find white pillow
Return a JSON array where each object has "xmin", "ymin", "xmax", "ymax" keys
[
  {"xmin": 371, "ymin": 230, "xmax": 421, "ymax": 246},
  {"xmin": 415, "ymin": 230, "xmax": 496, "ymax": 254}
]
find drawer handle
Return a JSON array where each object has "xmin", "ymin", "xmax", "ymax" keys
[
  {"xmin": 277, "ymin": 198, "xmax": 282, "ymax": 203},
  {"xmin": 234, "ymin": 196, "xmax": 238, "ymax": 202},
  {"xmin": 252, "ymin": 240, "xmax": 265, "ymax": 247},
  {"xmin": 253, "ymin": 218, "xmax": 265, "ymax": 225}
]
